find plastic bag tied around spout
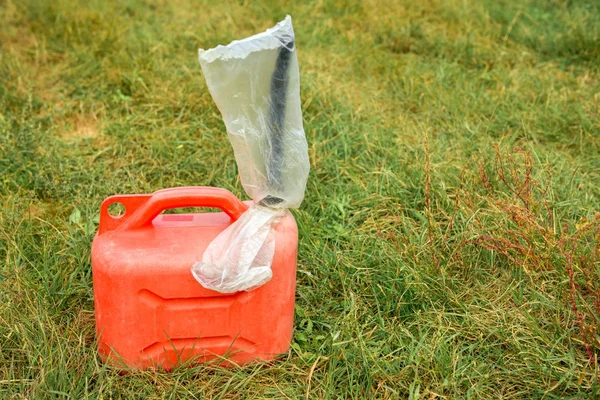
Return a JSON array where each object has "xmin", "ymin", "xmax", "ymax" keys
[{"xmin": 191, "ymin": 16, "xmax": 309, "ymax": 293}]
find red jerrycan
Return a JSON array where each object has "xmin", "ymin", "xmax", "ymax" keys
[{"xmin": 91, "ymin": 187, "xmax": 298, "ymax": 370}]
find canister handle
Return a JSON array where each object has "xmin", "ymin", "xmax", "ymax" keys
[{"xmin": 98, "ymin": 187, "xmax": 248, "ymax": 234}]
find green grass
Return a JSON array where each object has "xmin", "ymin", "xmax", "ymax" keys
[{"xmin": 1, "ymin": 0, "xmax": 600, "ymax": 398}]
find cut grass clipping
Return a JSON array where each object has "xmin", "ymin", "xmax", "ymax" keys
[{"xmin": 1, "ymin": 0, "xmax": 600, "ymax": 398}]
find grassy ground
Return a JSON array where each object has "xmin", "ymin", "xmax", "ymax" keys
[{"xmin": 1, "ymin": 0, "xmax": 599, "ymax": 398}]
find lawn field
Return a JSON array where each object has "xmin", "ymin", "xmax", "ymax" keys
[{"xmin": 1, "ymin": 0, "xmax": 600, "ymax": 398}]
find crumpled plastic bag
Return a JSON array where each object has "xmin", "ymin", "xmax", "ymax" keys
[
  {"xmin": 191, "ymin": 16, "xmax": 309, "ymax": 293},
  {"xmin": 191, "ymin": 206, "xmax": 286, "ymax": 293}
]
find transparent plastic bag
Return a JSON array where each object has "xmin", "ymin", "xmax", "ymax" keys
[
  {"xmin": 191, "ymin": 206, "xmax": 286, "ymax": 293},
  {"xmin": 191, "ymin": 16, "xmax": 309, "ymax": 293}
]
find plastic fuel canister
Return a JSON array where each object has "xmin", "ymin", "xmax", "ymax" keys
[{"xmin": 91, "ymin": 186, "xmax": 298, "ymax": 370}]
